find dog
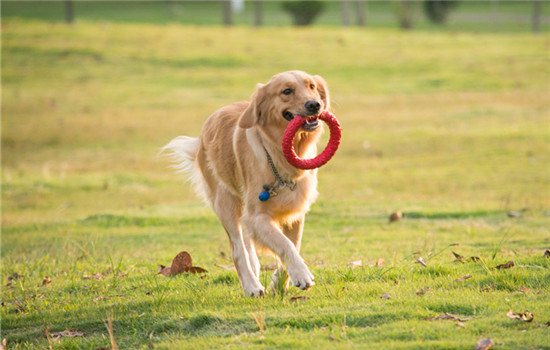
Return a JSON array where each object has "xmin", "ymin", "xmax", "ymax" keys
[{"xmin": 163, "ymin": 71, "xmax": 330, "ymax": 296}]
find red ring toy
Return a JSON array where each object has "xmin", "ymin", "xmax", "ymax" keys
[{"xmin": 282, "ymin": 111, "xmax": 342, "ymax": 170}]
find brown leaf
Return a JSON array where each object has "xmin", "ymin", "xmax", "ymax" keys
[
  {"xmin": 415, "ymin": 287, "xmax": 431, "ymax": 295},
  {"xmin": 158, "ymin": 251, "xmax": 208, "ymax": 276},
  {"xmin": 516, "ymin": 286, "xmax": 530, "ymax": 293},
  {"xmin": 495, "ymin": 261, "xmax": 515, "ymax": 270},
  {"xmin": 157, "ymin": 265, "xmax": 171, "ymax": 276},
  {"xmin": 544, "ymin": 250, "xmax": 550, "ymax": 258},
  {"xmin": 289, "ymin": 296, "xmax": 309, "ymax": 304},
  {"xmin": 426, "ymin": 313, "xmax": 474, "ymax": 322},
  {"xmin": 389, "ymin": 211, "xmax": 402, "ymax": 223},
  {"xmin": 452, "ymin": 251, "xmax": 464, "ymax": 261},
  {"xmin": 376, "ymin": 258, "xmax": 385, "ymax": 267},
  {"xmin": 42, "ymin": 276, "xmax": 52, "ymax": 286},
  {"xmin": 469, "ymin": 256, "xmax": 480, "ymax": 262},
  {"xmin": 507, "ymin": 211, "xmax": 521, "ymax": 218},
  {"xmin": 170, "ymin": 251, "xmax": 193, "ymax": 275},
  {"xmin": 506, "ymin": 309, "xmax": 534, "ymax": 322},
  {"xmin": 347, "ymin": 260, "xmax": 362, "ymax": 268},
  {"xmin": 187, "ymin": 266, "xmax": 208, "ymax": 274},
  {"xmin": 454, "ymin": 274, "xmax": 472, "ymax": 282},
  {"xmin": 480, "ymin": 284, "xmax": 494, "ymax": 293},
  {"xmin": 380, "ymin": 293, "xmax": 391, "ymax": 299},
  {"xmin": 475, "ymin": 337, "xmax": 494, "ymax": 350},
  {"xmin": 543, "ymin": 321, "xmax": 550, "ymax": 327}
]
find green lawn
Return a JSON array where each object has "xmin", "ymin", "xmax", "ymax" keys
[{"xmin": 1, "ymin": 19, "xmax": 549, "ymax": 349}]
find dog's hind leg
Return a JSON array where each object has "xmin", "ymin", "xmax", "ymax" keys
[{"xmin": 214, "ymin": 189, "xmax": 265, "ymax": 297}]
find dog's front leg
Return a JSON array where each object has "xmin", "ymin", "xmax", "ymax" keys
[
  {"xmin": 243, "ymin": 214, "xmax": 314, "ymax": 290},
  {"xmin": 270, "ymin": 218, "xmax": 305, "ymax": 292}
]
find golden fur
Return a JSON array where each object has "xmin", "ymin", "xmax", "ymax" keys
[{"xmin": 163, "ymin": 71, "xmax": 330, "ymax": 296}]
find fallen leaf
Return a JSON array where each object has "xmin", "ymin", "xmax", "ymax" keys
[
  {"xmin": 158, "ymin": 251, "xmax": 208, "ymax": 277},
  {"xmin": 480, "ymin": 284, "xmax": 494, "ymax": 293},
  {"xmin": 454, "ymin": 274, "xmax": 472, "ymax": 282},
  {"xmin": 289, "ymin": 296, "xmax": 309, "ymax": 304},
  {"xmin": 376, "ymin": 258, "xmax": 385, "ymax": 267},
  {"xmin": 157, "ymin": 265, "xmax": 171, "ymax": 276},
  {"xmin": 170, "ymin": 251, "xmax": 193, "ymax": 275},
  {"xmin": 42, "ymin": 276, "xmax": 52, "ymax": 286},
  {"xmin": 50, "ymin": 330, "xmax": 85, "ymax": 339},
  {"xmin": 516, "ymin": 286, "xmax": 530, "ymax": 293},
  {"xmin": 544, "ymin": 250, "xmax": 550, "ymax": 258},
  {"xmin": 495, "ymin": 261, "xmax": 515, "ymax": 270},
  {"xmin": 543, "ymin": 321, "xmax": 550, "ymax": 327},
  {"xmin": 416, "ymin": 287, "xmax": 431, "ymax": 295},
  {"xmin": 469, "ymin": 256, "xmax": 480, "ymax": 262},
  {"xmin": 475, "ymin": 337, "xmax": 494, "ymax": 350},
  {"xmin": 452, "ymin": 251, "xmax": 464, "ymax": 262},
  {"xmin": 507, "ymin": 211, "xmax": 521, "ymax": 218},
  {"xmin": 380, "ymin": 293, "xmax": 391, "ymax": 299},
  {"xmin": 416, "ymin": 257, "xmax": 427, "ymax": 267},
  {"xmin": 426, "ymin": 313, "xmax": 474, "ymax": 322},
  {"xmin": 187, "ymin": 266, "xmax": 208, "ymax": 274},
  {"xmin": 389, "ymin": 211, "xmax": 402, "ymax": 223},
  {"xmin": 506, "ymin": 309, "xmax": 534, "ymax": 322},
  {"xmin": 347, "ymin": 260, "xmax": 362, "ymax": 268}
]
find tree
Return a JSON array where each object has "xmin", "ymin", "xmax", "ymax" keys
[
  {"xmin": 222, "ymin": 0, "xmax": 232, "ymax": 26},
  {"xmin": 395, "ymin": 0, "xmax": 415, "ymax": 30},
  {"xmin": 64, "ymin": 0, "xmax": 74, "ymax": 24},
  {"xmin": 282, "ymin": 1, "xmax": 325, "ymax": 26},
  {"xmin": 423, "ymin": 0, "xmax": 459, "ymax": 25}
]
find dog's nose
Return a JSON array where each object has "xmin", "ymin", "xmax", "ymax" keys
[{"xmin": 304, "ymin": 100, "xmax": 321, "ymax": 115}]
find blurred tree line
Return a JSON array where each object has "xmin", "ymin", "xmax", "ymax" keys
[{"xmin": 60, "ymin": 0, "xmax": 544, "ymax": 33}]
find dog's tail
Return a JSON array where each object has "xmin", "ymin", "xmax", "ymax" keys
[{"xmin": 161, "ymin": 136, "xmax": 210, "ymax": 205}]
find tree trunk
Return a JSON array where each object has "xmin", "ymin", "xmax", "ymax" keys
[
  {"xmin": 223, "ymin": 0, "xmax": 232, "ymax": 26},
  {"xmin": 64, "ymin": 0, "xmax": 74, "ymax": 24},
  {"xmin": 253, "ymin": 0, "xmax": 262, "ymax": 27},
  {"xmin": 342, "ymin": 0, "xmax": 351, "ymax": 27},
  {"xmin": 532, "ymin": 0, "xmax": 542, "ymax": 33},
  {"xmin": 356, "ymin": 0, "xmax": 366, "ymax": 27}
]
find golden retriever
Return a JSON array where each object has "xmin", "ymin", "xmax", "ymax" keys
[{"xmin": 163, "ymin": 71, "xmax": 330, "ymax": 296}]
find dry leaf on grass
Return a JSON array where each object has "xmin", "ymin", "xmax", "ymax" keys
[
  {"xmin": 475, "ymin": 337, "xmax": 494, "ymax": 350},
  {"xmin": 452, "ymin": 251, "xmax": 480, "ymax": 263},
  {"xmin": 376, "ymin": 258, "xmax": 385, "ymax": 267},
  {"xmin": 158, "ymin": 251, "xmax": 207, "ymax": 277},
  {"xmin": 41, "ymin": 276, "xmax": 52, "ymax": 286},
  {"xmin": 380, "ymin": 293, "xmax": 391, "ymax": 299},
  {"xmin": 289, "ymin": 296, "xmax": 309, "ymax": 304},
  {"xmin": 426, "ymin": 313, "xmax": 474, "ymax": 322},
  {"xmin": 415, "ymin": 287, "xmax": 431, "ymax": 296},
  {"xmin": 544, "ymin": 250, "xmax": 550, "ymax": 258},
  {"xmin": 415, "ymin": 257, "xmax": 427, "ymax": 267},
  {"xmin": 389, "ymin": 211, "xmax": 402, "ymax": 223},
  {"xmin": 49, "ymin": 330, "xmax": 85, "ymax": 339},
  {"xmin": 495, "ymin": 261, "xmax": 515, "ymax": 270},
  {"xmin": 347, "ymin": 260, "xmax": 362, "ymax": 268},
  {"xmin": 454, "ymin": 274, "xmax": 472, "ymax": 282},
  {"xmin": 506, "ymin": 310, "xmax": 534, "ymax": 323}
]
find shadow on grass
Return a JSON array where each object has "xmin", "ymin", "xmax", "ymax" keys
[{"xmin": 403, "ymin": 210, "xmax": 505, "ymax": 220}]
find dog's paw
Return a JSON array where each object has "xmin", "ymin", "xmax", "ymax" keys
[
  {"xmin": 288, "ymin": 261, "xmax": 315, "ymax": 290},
  {"xmin": 243, "ymin": 283, "xmax": 266, "ymax": 297}
]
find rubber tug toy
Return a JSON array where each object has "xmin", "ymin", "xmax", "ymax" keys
[{"xmin": 259, "ymin": 110, "xmax": 342, "ymax": 202}]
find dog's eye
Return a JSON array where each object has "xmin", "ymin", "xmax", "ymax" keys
[
  {"xmin": 282, "ymin": 88, "xmax": 293, "ymax": 95},
  {"xmin": 309, "ymin": 83, "xmax": 315, "ymax": 89}
]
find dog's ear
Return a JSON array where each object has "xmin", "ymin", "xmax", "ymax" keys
[
  {"xmin": 313, "ymin": 75, "xmax": 330, "ymax": 110},
  {"xmin": 239, "ymin": 83, "xmax": 267, "ymax": 129}
]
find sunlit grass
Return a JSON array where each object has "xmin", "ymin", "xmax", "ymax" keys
[{"xmin": 1, "ymin": 20, "xmax": 549, "ymax": 349}]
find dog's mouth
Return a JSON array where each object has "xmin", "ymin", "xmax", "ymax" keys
[{"xmin": 282, "ymin": 110, "xmax": 321, "ymax": 132}]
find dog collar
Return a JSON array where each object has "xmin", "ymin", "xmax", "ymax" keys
[{"xmin": 258, "ymin": 147, "xmax": 296, "ymax": 202}]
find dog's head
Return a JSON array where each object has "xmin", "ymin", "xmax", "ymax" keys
[{"xmin": 239, "ymin": 71, "xmax": 330, "ymax": 137}]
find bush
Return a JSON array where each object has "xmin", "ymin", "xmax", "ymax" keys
[
  {"xmin": 282, "ymin": 1, "xmax": 325, "ymax": 26},
  {"xmin": 423, "ymin": 0, "xmax": 459, "ymax": 24}
]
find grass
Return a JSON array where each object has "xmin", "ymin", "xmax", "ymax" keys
[{"xmin": 2, "ymin": 18, "xmax": 550, "ymax": 349}]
